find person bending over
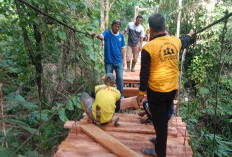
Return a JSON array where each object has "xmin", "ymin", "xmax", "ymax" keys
[{"xmin": 80, "ymin": 73, "xmax": 121, "ymax": 124}]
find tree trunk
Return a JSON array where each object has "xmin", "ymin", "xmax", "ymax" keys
[
  {"xmin": 176, "ymin": 0, "xmax": 182, "ymax": 37},
  {"xmin": 100, "ymin": 0, "xmax": 105, "ymax": 32},
  {"xmin": 177, "ymin": 0, "xmax": 182, "ymax": 99},
  {"xmin": 15, "ymin": 0, "xmax": 44, "ymax": 106},
  {"xmin": 105, "ymin": 0, "xmax": 109, "ymax": 30},
  {"xmin": 105, "ymin": 0, "xmax": 116, "ymax": 30},
  {"xmin": 32, "ymin": 24, "xmax": 44, "ymax": 104},
  {"xmin": 134, "ymin": 6, "xmax": 139, "ymax": 21},
  {"xmin": 179, "ymin": 49, "xmax": 186, "ymax": 94}
]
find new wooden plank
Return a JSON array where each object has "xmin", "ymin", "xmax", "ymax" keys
[
  {"xmin": 120, "ymin": 96, "xmax": 146, "ymax": 109},
  {"xmin": 62, "ymin": 133, "xmax": 192, "ymax": 156},
  {"xmin": 80, "ymin": 124, "xmax": 142, "ymax": 157},
  {"xmin": 123, "ymin": 80, "xmax": 140, "ymax": 84},
  {"xmin": 119, "ymin": 140, "xmax": 193, "ymax": 155},
  {"xmin": 113, "ymin": 113, "xmax": 181, "ymax": 120},
  {"xmin": 62, "ymin": 137, "xmax": 192, "ymax": 156},
  {"xmin": 58, "ymin": 141, "xmax": 109, "ymax": 153},
  {"xmin": 135, "ymin": 150, "xmax": 192, "ymax": 157},
  {"xmin": 63, "ymin": 133, "xmax": 192, "ymax": 156},
  {"xmin": 67, "ymin": 121, "xmax": 178, "ymax": 137},
  {"xmin": 67, "ymin": 131, "xmax": 190, "ymax": 147},
  {"xmin": 54, "ymin": 149, "xmax": 116, "ymax": 157},
  {"xmin": 123, "ymin": 87, "xmax": 139, "ymax": 97}
]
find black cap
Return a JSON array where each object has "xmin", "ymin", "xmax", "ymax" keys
[
  {"xmin": 111, "ymin": 19, "xmax": 121, "ymax": 26},
  {"xmin": 136, "ymin": 15, "xmax": 143, "ymax": 19},
  {"xmin": 105, "ymin": 73, "xmax": 115, "ymax": 83}
]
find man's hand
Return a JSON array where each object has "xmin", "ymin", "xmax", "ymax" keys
[
  {"xmin": 187, "ymin": 31, "xmax": 196, "ymax": 44},
  {"xmin": 92, "ymin": 33, "xmax": 98, "ymax": 37},
  {"xmin": 138, "ymin": 45, "xmax": 142, "ymax": 52},
  {"xmin": 136, "ymin": 94, "xmax": 144, "ymax": 107},
  {"xmin": 187, "ymin": 31, "xmax": 195, "ymax": 37},
  {"xmin": 92, "ymin": 33, "xmax": 103, "ymax": 40},
  {"xmin": 121, "ymin": 30, "xmax": 126, "ymax": 34}
]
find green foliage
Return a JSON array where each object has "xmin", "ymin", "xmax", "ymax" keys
[
  {"xmin": 179, "ymin": 2, "xmax": 232, "ymax": 156},
  {"xmin": 1, "ymin": 0, "xmax": 97, "ymax": 155}
]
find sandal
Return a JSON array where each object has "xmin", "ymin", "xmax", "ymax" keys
[
  {"xmin": 140, "ymin": 118, "xmax": 152, "ymax": 124},
  {"xmin": 149, "ymin": 137, "xmax": 156, "ymax": 145},
  {"xmin": 141, "ymin": 148, "xmax": 157, "ymax": 156}
]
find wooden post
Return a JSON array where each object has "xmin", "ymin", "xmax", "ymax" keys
[
  {"xmin": 134, "ymin": 6, "xmax": 139, "ymax": 21},
  {"xmin": 105, "ymin": 0, "xmax": 109, "ymax": 30},
  {"xmin": 0, "ymin": 57, "xmax": 8, "ymax": 148},
  {"xmin": 100, "ymin": 0, "xmax": 105, "ymax": 32},
  {"xmin": 176, "ymin": 0, "xmax": 182, "ymax": 37}
]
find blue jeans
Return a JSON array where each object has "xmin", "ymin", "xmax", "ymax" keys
[
  {"xmin": 105, "ymin": 63, "xmax": 123, "ymax": 95},
  {"xmin": 105, "ymin": 63, "xmax": 123, "ymax": 113}
]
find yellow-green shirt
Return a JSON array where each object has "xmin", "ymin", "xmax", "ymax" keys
[{"xmin": 92, "ymin": 85, "xmax": 121, "ymax": 123}]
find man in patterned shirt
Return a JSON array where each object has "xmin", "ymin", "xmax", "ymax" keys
[{"xmin": 122, "ymin": 15, "xmax": 145, "ymax": 72}]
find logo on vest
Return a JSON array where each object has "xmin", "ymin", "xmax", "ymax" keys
[
  {"xmin": 163, "ymin": 48, "xmax": 174, "ymax": 55},
  {"xmin": 119, "ymin": 37, "xmax": 122, "ymax": 41},
  {"xmin": 158, "ymin": 42, "xmax": 178, "ymax": 62}
]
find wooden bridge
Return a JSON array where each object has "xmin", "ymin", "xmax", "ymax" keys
[{"xmin": 54, "ymin": 53, "xmax": 193, "ymax": 157}]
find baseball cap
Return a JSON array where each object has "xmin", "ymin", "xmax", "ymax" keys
[
  {"xmin": 105, "ymin": 73, "xmax": 115, "ymax": 83},
  {"xmin": 111, "ymin": 19, "xmax": 121, "ymax": 26}
]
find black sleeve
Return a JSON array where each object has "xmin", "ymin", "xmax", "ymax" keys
[
  {"xmin": 139, "ymin": 49, "xmax": 150, "ymax": 92},
  {"xmin": 180, "ymin": 36, "xmax": 191, "ymax": 50}
]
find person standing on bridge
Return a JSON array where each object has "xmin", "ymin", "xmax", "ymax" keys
[
  {"xmin": 136, "ymin": 13, "xmax": 195, "ymax": 157},
  {"xmin": 92, "ymin": 19, "xmax": 125, "ymax": 112},
  {"xmin": 122, "ymin": 15, "xmax": 145, "ymax": 72}
]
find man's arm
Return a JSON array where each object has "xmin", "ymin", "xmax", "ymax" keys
[
  {"xmin": 121, "ymin": 35, "xmax": 126, "ymax": 67},
  {"xmin": 137, "ymin": 49, "xmax": 150, "ymax": 106},
  {"xmin": 138, "ymin": 37, "xmax": 143, "ymax": 52},
  {"xmin": 122, "ymin": 23, "xmax": 129, "ymax": 34},
  {"xmin": 139, "ymin": 49, "xmax": 150, "ymax": 94},
  {"xmin": 180, "ymin": 32, "xmax": 195, "ymax": 50},
  {"xmin": 121, "ymin": 30, "xmax": 127, "ymax": 34},
  {"xmin": 92, "ymin": 33, "xmax": 104, "ymax": 40},
  {"xmin": 138, "ymin": 28, "xmax": 145, "ymax": 52}
]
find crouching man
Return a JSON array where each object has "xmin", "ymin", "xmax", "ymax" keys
[{"xmin": 80, "ymin": 73, "xmax": 121, "ymax": 124}]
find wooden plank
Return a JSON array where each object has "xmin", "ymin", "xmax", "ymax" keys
[
  {"xmin": 80, "ymin": 113, "xmax": 184, "ymax": 126},
  {"xmin": 58, "ymin": 141, "xmax": 109, "ymax": 153},
  {"xmin": 63, "ymin": 133, "xmax": 192, "ymax": 156},
  {"xmin": 54, "ymin": 149, "xmax": 116, "ymax": 157},
  {"xmin": 121, "ymin": 96, "xmax": 139, "ymax": 109},
  {"xmin": 67, "ymin": 121, "xmax": 178, "ymax": 137},
  {"xmin": 62, "ymin": 132, "xmax": 192, "ymax": 156},
  {"xmin": 120, "ymin": 96, "xmax": 146, "ymax": 110},
  {"xmin": 119, "ymin": 140, "xmax": 193, "ymax": 155},
  {"xmin": 123, "ymin": 80, "xmax": 140, "ymax": 84},
  {"xmin": 123, "ymin": 87, "xmax": 139, "ymax": 97},
  {"xmin": 67, "ymin": 131, "xmax": 189, "ymax": 146},
  {"xmin": 135, "ymin": 150, "xmax": 192, "ymax": 157},
  {"xmin": 80, "ymin": 124, "xmax": 142, "ymax": 157}
]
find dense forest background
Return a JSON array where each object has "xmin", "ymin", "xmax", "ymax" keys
[{"xmin": 0, "ymin": 0, "xmax": 231, "ymax": 156}]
